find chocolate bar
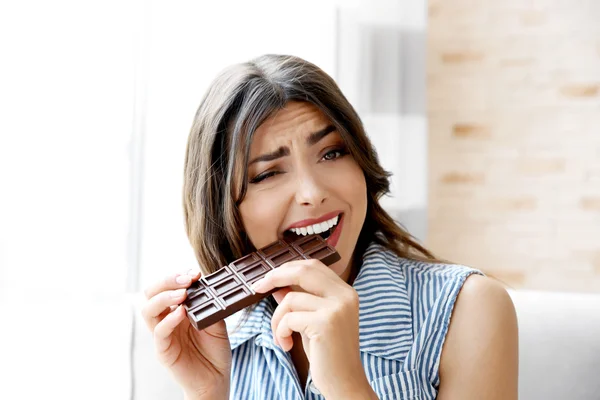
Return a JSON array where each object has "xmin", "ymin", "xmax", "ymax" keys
[{"xmin": 183, "ymin": 234, "xmax": 340, "ymax": 331}]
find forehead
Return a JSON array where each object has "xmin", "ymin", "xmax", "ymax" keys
[{"xmin": 250, "ymin": 102, "xmax": 331, "ymax": 152}]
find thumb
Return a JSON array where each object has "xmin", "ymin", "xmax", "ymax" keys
[
  {"xmin": 192, "ymin": 320, "xmax": 231, "ymax": 370},
  {"xmin": 198, "ymin": 319, "xmax": 229, "ymax": 340}
]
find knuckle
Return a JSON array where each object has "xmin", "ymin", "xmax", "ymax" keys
[
  {"xmin": 154, "ymin": 316, "xmax": 170, "ymax": 337},
  {"xmin": 330, "ymin": 302, "xmax": 345, "ymax": 317},
  {"xmin": 346, "ymin": 289, "xmax": 359, "ymax": 305},
  {"xmin": 307, "ymin": 259, "xmax": 320, "ymax": 267},
  {"xmin": 279, "ymin": 312, "xmax": 290, "ymax": 327},
  {"xmin": 153, "ymin": 325, "xmax": 164, "ymax": 340},
  {"xmin": 332, "ymin": 293, "xmax": 356, "ymax": 314},
  {"xmin": 296, "ymin": 264, "xmax": 310, "ymax": 274},
  {"xmin": 161, "ymin": 290, "xmax": 176, "ymax": 304},
  {"xmin": 283, "ymin": 291, "xmax": 299, "ymax": 305}
]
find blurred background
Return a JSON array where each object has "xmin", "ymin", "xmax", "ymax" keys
[{"xmin": 0, "ymin": 0, "xmax": 598, "ymax": 399}]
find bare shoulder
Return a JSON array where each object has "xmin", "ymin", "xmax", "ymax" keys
[
  {"xmin": 452, "ymin": 274, "xmax": 517, "ymax": 320},
  {"xmin": 437, "ymin": 274, "xmax": 519, "ymax": 400}
]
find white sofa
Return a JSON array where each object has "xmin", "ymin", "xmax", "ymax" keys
[{"xmin": 131, "ymin": 290, "xmax": 600, "ymax": 399}]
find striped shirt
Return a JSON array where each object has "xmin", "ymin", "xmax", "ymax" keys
[{"xmin": 226, "ymin": 241, "xmax": 484, "ymax": 399}]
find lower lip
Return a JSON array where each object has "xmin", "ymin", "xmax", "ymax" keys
[{"xmin": 326, "ymin": 214, "xmax": 343, "ymax": 248}]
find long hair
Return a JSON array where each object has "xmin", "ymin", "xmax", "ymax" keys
[{"xmin": 182, "ymin": 54, "xmax": 441, "ymax": 327}]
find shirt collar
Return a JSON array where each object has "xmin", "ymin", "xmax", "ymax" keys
[
  {"xmin": 227, "ymin": 295, "xmax": 276, "ymax": 350},
  {"xmin": 227, "ymin": 242, "xmax": 414, "ymax": 361}
]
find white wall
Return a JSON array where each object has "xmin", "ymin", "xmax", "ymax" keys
[
  {"xmin": 0, "ymin": 1, "xmax": 136, "ymax": 398},
  {"xmin": 336, "ymin": 0, "xmax": 428, "ymax": 239}
]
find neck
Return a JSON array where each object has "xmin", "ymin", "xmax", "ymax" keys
[{"xmin": 344, "ymin": 246, "xmax": 364, "ymax": 286}]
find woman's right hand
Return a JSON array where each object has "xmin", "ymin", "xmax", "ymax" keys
[{"xmin": 141, "ymin": 269, "xmax": 232, "ymax": 399}]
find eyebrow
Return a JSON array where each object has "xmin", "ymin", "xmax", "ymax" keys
[
  {"xmin": 306, "ymin": 124, "xmax": 336, "ymax": 146},
  {"xmin": 248, "ymin": 125, "xmax": 336, "ymax": 165}
]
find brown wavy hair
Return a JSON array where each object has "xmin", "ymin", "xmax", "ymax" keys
[{"xmin": 182, "ymin": 54, "xmax": 441, "ymax": 323}]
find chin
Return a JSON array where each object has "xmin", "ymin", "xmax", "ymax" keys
[{"xmin": 330, "ymin": 246, "xmax": 354, "ymax": 277}]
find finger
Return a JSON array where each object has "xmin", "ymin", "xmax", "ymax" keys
[
  {"xmin": 154, "ymin": 305, "xmax": 187, "ymax": 354},
  {"xmin": 252, "ymin": 260, "xmax": 337, "ymax": 297},
  {"xmin": 275, "ymin": 311, "xmax": 314, "ymax": 352},
  {"xmin": 155, "ymin": 304, "xmax": 179, "ymax": 322},
  {"xmin": 144, "ymin": 269, "xmax": 200, "ymax": 299},
  {"xmin": 272, "ymin": 287, "xmax": 292, "ymax": 304},
  {"xmin": 141, "ymin": 288, "xmax": 187, "ymax": 331},
  {"xmin": 271, "ymin": 292, "xmax": 327, "ymax": 346},
  {"xmin": 279, "ymin": 258, "xmax": 340, "ymax": 278}
]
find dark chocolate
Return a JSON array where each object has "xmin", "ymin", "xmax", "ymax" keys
[{"xmin": 183, "ymin": 234, "xmax": 340, "ymax": 331}]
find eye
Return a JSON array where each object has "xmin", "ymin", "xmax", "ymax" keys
[
  {"xmin": 322, "ymin": 147, "xmax": 348, "ymax": 161},
  {"xmin": 249, "ymin": 170, "xmax": 279, "ymax": 184}
]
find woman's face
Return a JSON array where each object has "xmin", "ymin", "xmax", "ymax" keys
[{"xmin": 238, "ymin": 101, "xmax": 367, "ymax": 283}]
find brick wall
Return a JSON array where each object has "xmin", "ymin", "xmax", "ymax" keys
[{"xmin": 426, "ymin": 0, "xmax": 600, "ymax": 292}]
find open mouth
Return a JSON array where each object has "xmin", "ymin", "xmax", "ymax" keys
[{"xmin": 286, "ymin": 213, "xmax": 342, "ymax": 241}]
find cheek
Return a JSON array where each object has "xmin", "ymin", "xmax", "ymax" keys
[
  {"xmin": 239, "ymin": 192, "xmax": 288, "ymax": 248},
  {"xmin": 336, "ymin": 161, "xmax": 367, "ymax": 207}
]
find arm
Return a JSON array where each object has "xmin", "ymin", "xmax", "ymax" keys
[{"xmin": 437, "ymin": 275, "xmax": 519, "ymax": 400}]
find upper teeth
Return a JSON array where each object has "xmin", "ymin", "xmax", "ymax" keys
[{"xmin": 289, "ymin": 215, "xmax": 339, "ymax": 236}]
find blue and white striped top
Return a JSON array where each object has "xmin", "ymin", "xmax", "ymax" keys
[{"xmin": 226, "ymin": 241, "xmax": 484, "ymax": 399}]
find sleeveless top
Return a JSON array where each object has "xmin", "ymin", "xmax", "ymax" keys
[{"xmin": 226, "ymin": 241, "xmax": 484, "ymax": 399}]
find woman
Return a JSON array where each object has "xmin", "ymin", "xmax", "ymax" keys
[{"xmin": 141, "ymin": 54, "xmax": 518, "ymax": 400}]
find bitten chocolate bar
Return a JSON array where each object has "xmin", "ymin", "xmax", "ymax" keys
[{"xmin": 183, "ymin": 234, "xmax": 340, "ymax": 331}]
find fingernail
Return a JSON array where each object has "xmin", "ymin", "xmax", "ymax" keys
[
  {"xmin": 176, "ymin": 275, "xmax": 191, "ymax": 285},
  {"xmin": 171, "ymin": 288, "xmax": 186, "ymax": 298}
]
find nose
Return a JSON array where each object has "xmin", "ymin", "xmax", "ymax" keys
[{"xmin": 294, "ymin": 169, "xmax": 328, "ymax": 207}]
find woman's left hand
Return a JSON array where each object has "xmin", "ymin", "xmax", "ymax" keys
[{"xmin": 251, "ymin": 258, "xmax": 374, "ymax": 400}]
